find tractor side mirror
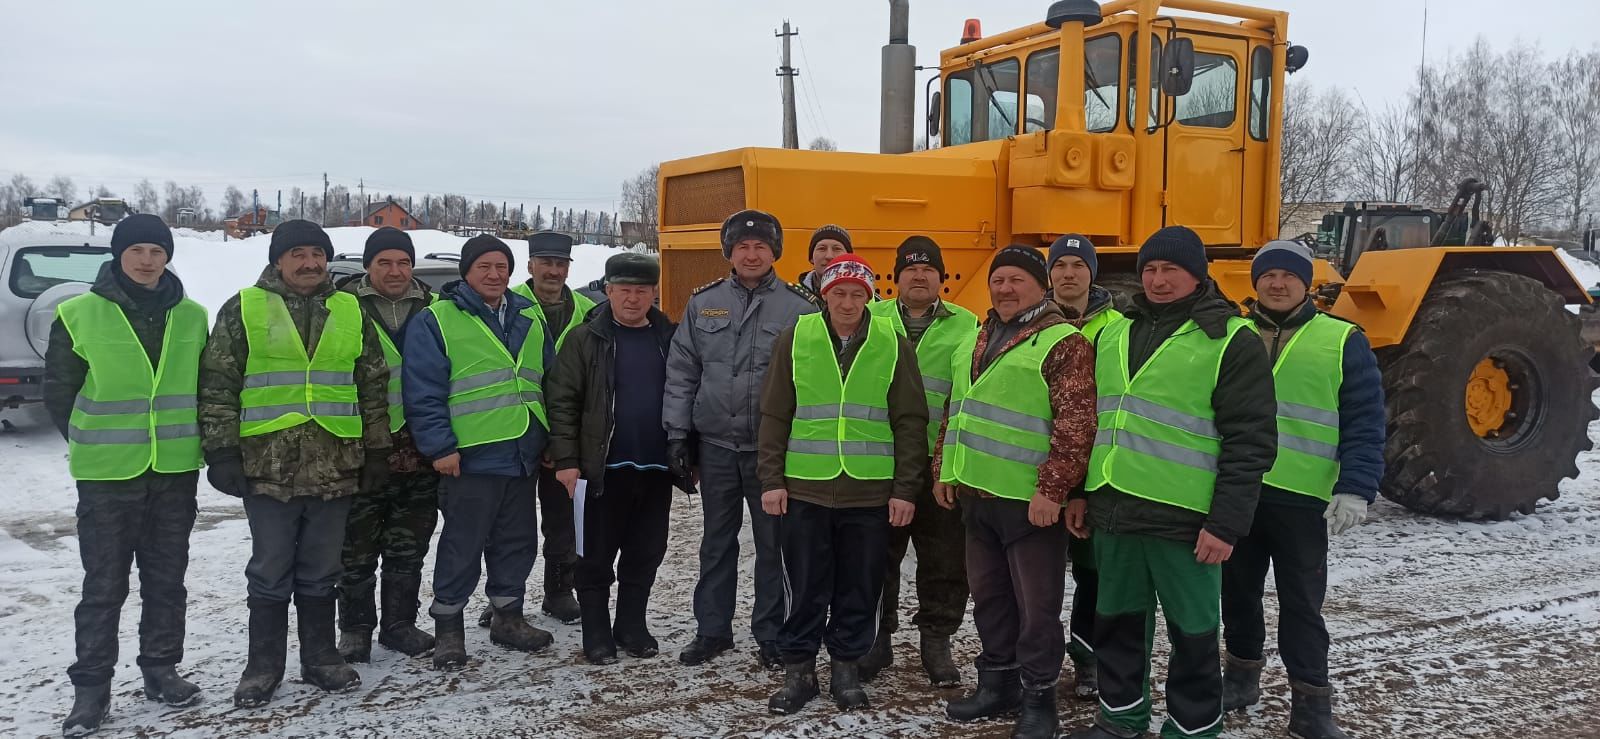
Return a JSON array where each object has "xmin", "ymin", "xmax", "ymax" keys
[
  {"xmin": 1160, "ymin": 37, "xmax": 1195, "ymax": 96},
  {"xmin": 928, "ymin": 89, "xmax": 943, "ymax": 138}
]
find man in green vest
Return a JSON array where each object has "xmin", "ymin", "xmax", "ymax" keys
[
  {"xmin": 403, "ymin": 235, "xmax": 556, "ymax": 670},
  {"xmin": 45, "ymin": 215, "xmax": 207, "ymax": 736},
  {"xmin": 1220, "ymin": 241, "xmax": 1383, "ymax": 739},
  {"xmin": 858, "ymin": 236, "xmax": 977, "ymax": 688},
  {"xmin": 1063, "ymin": 226, "xmax": 1277, "ymax": 739},
  {"xmin": 1046, "ymin": 232, "xmax": 1128, "ymax": 701},
  {"xmin": 937, "ymin": 245, "xmax": 1099, "ymax": 739},
  {"xmin": 757, "ymin": 254, "xmax": 927, "ymax": 714},
  {"xmin": 505, "ymin": 229, "xmax": 593, "ymax": 626},
  {"xmin": 333, "ymin": 227, "xmax": 441, "ymax": 664},
  {"xmin": 198, "ymin": 220, "xmax": 393, "ymax": 708}
]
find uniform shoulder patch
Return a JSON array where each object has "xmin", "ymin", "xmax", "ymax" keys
[
  {"xmin": 691, "ymin": 277, "xmax": 726, "ymax": 296},
  {"xmin": 786, "ymin": 281, "xmax": 822, "ymax": 306}
]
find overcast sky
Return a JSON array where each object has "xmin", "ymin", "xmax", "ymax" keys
[{"xmin": 3, "ymin": 0, "xmax": 1597, "ymax": 217}]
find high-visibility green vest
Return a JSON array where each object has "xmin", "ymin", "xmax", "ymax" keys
[
  {"xmin": 427, "ymin": 299, "xmax": 547, "ymax": 449},
  {"xmin": 1086, "ymin": 316, "xmax": 1253, "ymax": 513},
  {"xmin": 784, "ymin": 314, "xmax": 899, "ymax": 480},
  {"xmin": 869, "ymin": 299, "xmax": 978, "ymax": 450},
  {"xmin": 1264, "ymin": 313, "xmax": 1354, "ymax": 501},
  {"xmin": 366, "ymin": 294, "xmax": 436, "ymax": 433},
  {"xmin": 1079, "ymin": 305, "xmax": 1127, "ymax": 345},
  {"xmin": 940, "ymin": 322, "xmax": 1078, "ymax": 500},
  {"xmin": 511, "ymin": 283, "xmax": 596, "ymax": 350},
  {"xmin": 239, "ymin": 288, "xmax": 364, "ymax": 439},
  {"xmin": 57, "ymin": 292, "xmax": 208, "ymax": 481}
]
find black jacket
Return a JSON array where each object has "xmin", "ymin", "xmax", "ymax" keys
[
  {"xmin": 545, "ymin": 303, "xmax": 687, "ymax": 496},
  {"xmin": 1086, "ymin": 280, "xmax": 1277, "ymax": 545},
  {"xmin": 44, "ymin": 263, "xmax": 187, "ymax": 440}
]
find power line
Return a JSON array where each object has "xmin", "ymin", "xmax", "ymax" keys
[{"xmin": 796, "ymin": 33, "xmax": 834, "ymax": 141}]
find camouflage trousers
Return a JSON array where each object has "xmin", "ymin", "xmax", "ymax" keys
[
  {"xmin": 337, "ymin": 469, "xmax": 440, "ymax": 623},
  {"xmin": 881, "ymin": 478, "xmax": 969, "ymax": 637}
]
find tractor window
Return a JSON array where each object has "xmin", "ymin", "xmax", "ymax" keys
[
  {"xmin": 946, "ymin": 72, "xmax": 974, "ymax": 146},
  {"xmin": 1249, "ymin": 45, "xmax": 1271, "ymax": 141},
  {"xmin": 1127, "ymin": 34, "xmax": 1160, "ymax": 130},
  {"xmin": 1024, "ymin": 48, "xmax": 1059, "ymax": 133},
  {"xmin": 980, "ymin": 58, "xmax": 1021, "ymax": 140},
  {"xmin": 1084, "ymin": 34, "xmax": 1121, "ymax": 133},
  {"xmin": 1175, "ymin": 51, "xmax": 1238, "ymax": 128}
]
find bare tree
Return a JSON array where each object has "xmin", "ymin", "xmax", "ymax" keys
[
  {"xmin": 49, "ymin": 175, "xmax": 77, "ymax": 203},
  {"xmin": 223, "ymin": 185, "xmax": 247, "ymax": 218},
  {"xmin": 807, "ymin": 136, "xmax": 838, "ymax": 151},
  {"xmin": 133, "ymin": 179, "xmax": 159, "ymax": 214},
  {"xmin": 1349, "ymin": 102, "xmax": 1420, "ymax": 202},
  {"xmin": 1279, "ymin": 84, "xmax": 1360, "ymax": 230},
  {"xmin": 1550, "ymin": 50, "xmax": 1600, "ymax": 236},
  {"xmin": 619, "ymin": 163, "xmax": 660, "ymax": 247}
]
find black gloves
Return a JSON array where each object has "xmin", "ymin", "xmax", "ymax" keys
[
  {"xmin": 204, "ymin": 448, "xmax": 249, "ymax": 498},
  {"xmin": 360, "ymin": 449, "xmax": 393, "ymax": 493},
  {"xmin": 667, "ymin": 439, "xmax": 696, "ymax": 495}
]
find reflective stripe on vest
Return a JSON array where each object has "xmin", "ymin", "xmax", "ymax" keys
[
  {"xmin": 239, "ymin": 288, "xmax": 363, "ymax": 438},
  {"xmin": 784, "ymin": 314, "xmax": 899, "ymax": 480},
  {"xmin": 870, "ymin": 299, "xmax": 979, "ymax": 451},
  {"xmin": 58, "ymin": 293, "xmax": 208, "ymax": 481},
  {"xmin": 1086, "ymin": 316, "xmax": 1253, "ymax": 513},
  {"xmin": 1263, "ymin": 313, "xmax": 1353, "ymax": 501},
  {"xmin": 511, "ymin": 284, "xmax": 596, "ymax": 351},
  {"xmin": 428, "ymin": 299, "xmax": 547, "ymax": 449},
  {"xmin": 939, "ymin": 322, "xmax": 1078, "ymax": 500}
]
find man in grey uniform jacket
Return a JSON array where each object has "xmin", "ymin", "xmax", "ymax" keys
[{"xmin": 664, "ymin": 209, "xmax": 820, "ymax": 669}]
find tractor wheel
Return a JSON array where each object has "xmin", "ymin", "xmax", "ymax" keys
[{"xmin": 1379, "ymin": 269, "xmax": 1599, "ymax": 519}]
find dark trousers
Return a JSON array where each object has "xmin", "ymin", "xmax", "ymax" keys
[
  {"xmin": 1221, "ymin": 501, "xmax": 1332, "ymax": 686},
  {"xmin": 574, "ymin": 467, "xmax": 672, "ymax": 598},
  {"xmin": 1067, "ymin": 533, "xmax": 1099, "ymax": 664},
  {"xmin": 882, "ymin": 475, "xmax": 968, "ymax": 637},
  {"xmin": 430, "ymin": 473, "xmax": 537, "ymax": 612},
  {"xmin": 963, "ymin": 494, "xmax": 1068, "ymax": 688},
  {"xmin": 338, "ymin": 469, "xmax": 440, "ymax": 617},
  {"xmin": 243, "ymin": 494, "xmax": 353, "ymax": 602},
  {"xmin": 536, "ymin": 465, "xmax": 577, "ymax": 588},
  {"xmin": 692, "ymin": 442, "xmax": 784, "ymax": 642},
  {"xmin": 68, "ymin": 472, "xmax": 199, "ymax": 687},
  {"xmin": 777, "ymin": 498, "xmax": 890, "ymax": 663}
]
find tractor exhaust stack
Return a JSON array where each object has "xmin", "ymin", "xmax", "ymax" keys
[{"xmin": 880, "ymin": 0, "xmax": 916, "ymax": 154}]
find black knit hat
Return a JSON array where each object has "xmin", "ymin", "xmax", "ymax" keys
[
  {"xmin": 605, "ymin": 252, "xmax": 660, "ymax": 285},
  {"xmin": 893, "ymin": 236, "xmax": 945, "ymax": 280},
  {"xmin": 110, "ymin": 214, "xmax": 174, "ymax": 260},
  {"xmin": 1137, "ymin": 225, "xmax": 1208, "ymax": 281},
  {"xmin": 458, "ymin": 234, "xmax": 514, "ymax": 277},
  {"xmin": 527, "ymin": 230, "xmax": 574, "ymax": 260},
  {"xmin": 989, "ymin": 244, "xmax": 1049, "ymax": 289},
  {"xmin": 720, "ymin": 209, "xmax": 783, "ymax": 259},
  {"xmin": 808, "ymin": 224, "xmax": 853, "ymax": 259},
  {"xmin": 268, "ymin": 219, "xmax": 334, "ymax": 265},
  {"xmin": 1047, "ymin": 233, "xmax": 1097, "ymax": 281},
  {"xmin": 363, "ymin": 226, "xmax": 415, "ymax": 267}
]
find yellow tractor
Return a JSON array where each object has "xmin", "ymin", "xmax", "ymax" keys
[{"xmin": 655, "ymin": 0, "xmax": 1596, "ymax": 519}]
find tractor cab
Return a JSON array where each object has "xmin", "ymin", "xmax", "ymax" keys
[
  {"xmin": 22, "ymin": 197, "xmax": 66, "ymax": 222},
  {"xmin": 1315, "ymin": 179, "xmax": 1495, "ymax": 276}
]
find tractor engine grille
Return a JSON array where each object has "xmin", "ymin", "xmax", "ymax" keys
[
  {"xmin": 661, "ymin": 248, "xmax": 732, "ymax": 320},
  {"xmin": 663, "ymin": 167, "xmax": 745, "ymax": 227}
]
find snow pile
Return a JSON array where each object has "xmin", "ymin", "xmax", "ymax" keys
[{"xmin": 1556, "ymin": 248, "xmax": 1600, "ymax": 291}]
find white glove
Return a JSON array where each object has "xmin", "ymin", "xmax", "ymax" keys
[{"xmin": 1324, "ymin": 493, "xmax": 1368, "ymax": 536}]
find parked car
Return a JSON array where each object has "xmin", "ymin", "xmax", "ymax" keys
[
  {"xmin": 0, "ymin": 231, "xmax": 112, "ymax": 410},
  {"xmin": 328, "ymin": 252, "xmax": 460, "ymax": 293}
]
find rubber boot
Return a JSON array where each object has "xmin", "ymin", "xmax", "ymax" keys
[
  {"xmin": 578, "ymin": 589, "xmax": 617, "ymax": 665},
  {"xmin": 920, "ymin": 633, "xmax": 961, "ymax": 687},
  {"xmin": 476, "ymin": 605, "xmax": 492, "ymax": 628},
  {"xmin": 432, "ymin": 611, "xmax": 468, "ymax": 671},
  {"xmin": 233, "ymin": 597, "xmax": 289, "ymax": 708},
  {"xmin": 377, "ymin": 572, "xmax": 434, "ymax": 657},
  {"xmin": 946, "ymin": 667, "xmax": 1023, "ymax": 723},
  {"xmin": 1069, "ymin": 655, "xmax": 1098, "ymax": 700},
  {"xmin": 489, "ymin": 603, "xmax": 554, "ymax": 653},
  {"xmin": 859, "ymin": 631, "xmax": 893, "ymax": 682},
  {"xmin": 1222, "ymin": 652, "xmax": 1265, "ymax": 711},
  {"xmin": 1064, "ymin": 722, "xmax": 1144, "ymax": 738},
  {"xmin": 140, "ymin": 666, "xmax": 201, "ymax": 706},
  {"xmin": 1288, "ymin": 680, "xmax": 1351, "ymax": 739},
  {"xmin": 767, "ymin": 659, "xmax": 820, "ymax": 714},
  {"xmin": 612, "ymin": 583, "xmax": 658, "ymax": 658},
  {"xmin": 62, "ymin": 683, "xmax": 111, "ymax": 737},
  {"xmin": 296, "ymin": 594, "xmax": 361, "ymax": 693},
  {"xmin": 757, "ymin": 641, "xmax": 783, "ymax": 670},
  {"xmin": 1012, "ymin": 684, "xmax": 1059, "ymax": 739},
  {"xmin": 540, "ymin": 559, "xmax": 582, "ymax": 625},
  {"xmin": 830, "ymin": 659, "xmax": 869, "ymax": 710},
  {"xmin": 336, "ymin": 579, "xmax": 376, "ymax": 663}
]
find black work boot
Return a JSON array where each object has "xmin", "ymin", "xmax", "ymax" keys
[
  {"xmin": 946, "ymin": 667, "xmax": 1023, "ymax": 722},
  {"xmin": 540, "ymin": 560, "xmax": 582, "ymax": 625},
  {"xmin": 678, "ymin": 635, "xmax": 734, "ymax": 666},
  {"xmin": 234, "ymin": 597, "xmax": 289, "ymax": 708},
  {"xmin": 767, "ymin": 659, "xmax": 820, "ymax": 714},
  {"xmin": 1288, "ymin": 680, "xmax": 1351, "ymax": 739},
  {"xmin": 612, "ymin": 584, "xmax": 658, "ymax": 658},
  {"xmin": 140, "ymin": 666, "xmax": 201, "ymax": 706},
  {"xmin": 476, "ymin": 605, "xmax": 492, "ymax": 628},
  {"xmin": 757, "ymin": 640, "xmax": 783, "ymax": 670},
  {"xmin": 296, "ymin": 595, "xmax": 361, "ymax": 693},
  {"xmin": 62, "ymin": 683, "xmax": 111, "ymax": 737},
  {"xmin": 1065, "ymin": 721, "xmax": 1144, "ymax": 738},
  {"xmin": 336, "ymin": 580, "xmax": 377, "ymax": 663},
  {"xmin": 859, "ymin": 631, "xmax": 893, "ymax": 682},
  {"xmin": 377, "ymin": 573, "xmax": 434, "ymax": 657},
  {"xmin": 1222, "ymin": 652, "xmax": 1265, "ymax": 711},
  {"xmin": 1069, "ymin": 654, "xmax": 1098, "ymax": 700},
  {"xmin": 489, "ymin": 603, "xmax": 554, "ymax": 653},
  {"xmin": 920, "ymin": 633, "xmax": 961, "ymax": 687},
  {"xmin": 432, "ymin": 611, "xmax": 468, "ymax": 671},
  {"xmin": 1012, "ymin": 683, "xmax": 1059, "ymax": 738},
  {"xmin": 578, "ymin": 589, "xmax": 617, "ymax": 665},
  {"xmin": 830, "ymin": 659, "xmax": 869, "ymax": 710}
]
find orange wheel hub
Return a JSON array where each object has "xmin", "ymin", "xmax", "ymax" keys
[{"xmin": 1465, "ymin": 357, "xmax": 1513, "ymax": 438}]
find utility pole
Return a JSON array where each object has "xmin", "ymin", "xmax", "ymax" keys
[
  {"xmin": 321, "ymin": 172, "xmax": 329, "ymax": 226},
  {"xmin": 358, "ymin": 178, "xmax": 366, "ymax": 223},
  {"xmin": 776, "ymin": 20, "xmax": 800, "ymax": 149}
]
